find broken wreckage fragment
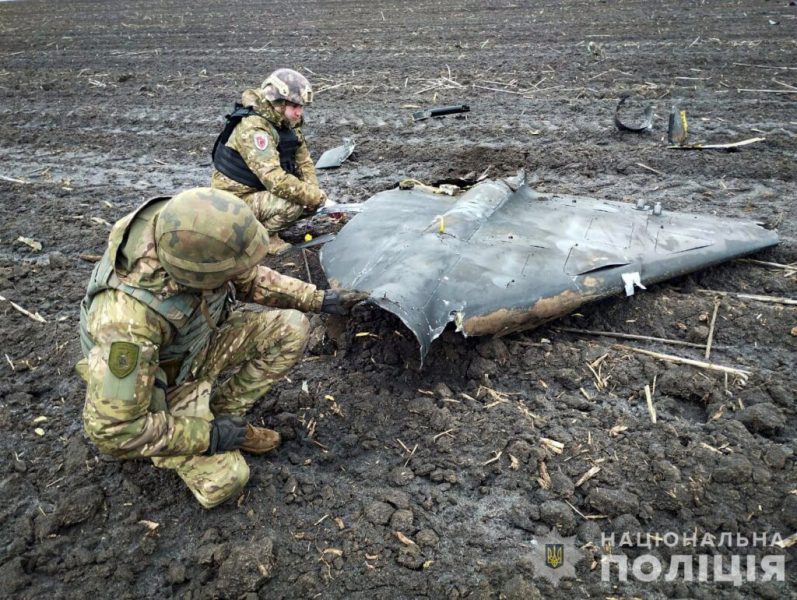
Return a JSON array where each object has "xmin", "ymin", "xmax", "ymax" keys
[{"xmin": 320, "ymin": 173, "xmax": 778, "ymax": 363}]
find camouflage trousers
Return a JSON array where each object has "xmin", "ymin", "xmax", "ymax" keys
[
  {"xmin": 153, "ymin": 308, "xmax": 309, "ymax": 508},
  {"xmin": 242, "ymin": 190, "xmax": 308, "ymax": 234}
]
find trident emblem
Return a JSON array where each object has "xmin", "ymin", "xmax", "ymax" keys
[{"xmin": 545, "ymin": 543, "xmax": 564, "ymax": 569}]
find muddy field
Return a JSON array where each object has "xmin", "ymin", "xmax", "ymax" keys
[{"xmin": 1, "ymin": 0, "xmax": 795, "ymax": 598}]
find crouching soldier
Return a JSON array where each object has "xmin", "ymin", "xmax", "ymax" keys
[
  {"xmin": 76, "ymin": 188, "xmax": 366, "ymax": 508},
  {"xmin": 211, "ymin": 68, "xmax": 326, "ymax": 255}
]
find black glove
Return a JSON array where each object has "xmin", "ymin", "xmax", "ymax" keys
[
  {"xmin": 205, "ymin": 416, "xmax": 247, "ymax": 455},
  {"xmin": 320, "ymin": 289, "xmax": 369, "ymax": 316}
]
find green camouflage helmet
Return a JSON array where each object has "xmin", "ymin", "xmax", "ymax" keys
[
  {"xmin": 261, "ymin": 68, "xmax": 313, "ymax": 106},
  {"xmin": 155, "ymin": 188, "xmax": 270, "ymax": 289}
]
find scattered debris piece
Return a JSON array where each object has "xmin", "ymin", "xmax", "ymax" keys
[
  {"xmin": 412, "ymin": 104, "xmax": 470, "ymax": 121},
  {"xmin": 315, "ymin": 137, "xmax": 356, "ymax": 169},
  {"xmin": 613, "ymin": 95, "xmax": 654, "ymax": 133},
  {"xmin": 667, "ymin": 101, "xmax": 688, "ymax": 144},
  {"xmin": 667, "ymin": 101, "xmax": 765, "ymax": 149}
]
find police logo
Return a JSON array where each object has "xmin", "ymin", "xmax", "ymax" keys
[
  {"xmin": 108, "ymin": 341, "xmax": 139, "ymax": 379},
  {"xmin": 531, "ymin": 529, "xmax": 581, "ymax": 586},
  {"xmin": 253, "ymin": 132, "xmax": 269, "ymax": 151},
  {"xmin": 545, "ymin": 543, "xmax": 564, "ymax": 569}
]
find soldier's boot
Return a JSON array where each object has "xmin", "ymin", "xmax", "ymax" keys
[
  {"xmin": 240, "ymin": 424, "xmax": 281, "ymax": 454},
  {"xmin": 268, "ymin": 234, "xmax": 292, "ymax": 255}
]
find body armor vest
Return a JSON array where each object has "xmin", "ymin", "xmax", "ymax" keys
[{"xmin": 212, "ymin": 103, "xmax": 300, "ymax": 189}]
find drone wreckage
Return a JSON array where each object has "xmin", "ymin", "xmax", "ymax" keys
[{"xmin": 318, "ymin": 172, "xmax": 778, "ymax": 362}]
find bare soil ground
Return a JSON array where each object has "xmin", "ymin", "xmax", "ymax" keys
[{"xmin": 0, "ymin": 1, "xmax": 795, "ymax": 598}]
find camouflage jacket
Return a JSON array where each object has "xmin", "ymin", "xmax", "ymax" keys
[
  {"xmin": 78, "ymin": 198, "xmax": 324, "ymax": 459},
  {"xmin": 211, "ymin": 88, "xmax": 322, "ymax": 207}
]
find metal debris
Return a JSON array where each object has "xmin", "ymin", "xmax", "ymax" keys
[
  {"xmin": 315, "ymin": 137, "xmax": 356, "ymax": 169},
  {"xmin": 412, "ymin": 104, "xmax": 470, "ymax": 122},
  {"xmin": 614, "ymin": 95, "xmax": 654, "ymax": 133},
  {"xmin": 320, "ymin": 173, "xmax": 778, "ymax": 363}
]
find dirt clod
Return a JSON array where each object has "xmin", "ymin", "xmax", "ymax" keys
[
  {"xmin": 737, "ymin": 403, "xmax": 786, "ymax": 434},
  {"xmin": 587, "ymin": 487, "xmax": 640, "ymax": 517},
  {"xmin": 216, "ymin": 538, "xmax": 275, "ymax": 594},
  {"xmin": 365, "ymin": 501, "xmax": 395, "ymax": 526}
]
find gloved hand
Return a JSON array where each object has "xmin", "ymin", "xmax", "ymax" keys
[
  {"xmin": 320, "ymin": 289, "xmax": 369, "ymax": 315},
  {"xmin": 305, "ymin": 189, "xmax": 328, "ymax": 212},
  {"xmin": 205, "ymin": 416, "xmax": 248, "ymax": 455}
]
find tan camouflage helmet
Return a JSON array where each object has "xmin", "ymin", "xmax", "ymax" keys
[
  {"xmin": 155, "ymin": 188, "xmax": 270, "ymax": 289},
  {"xmin": 261, "ymin": 68, "xmax": 313, "ymax": 106}
]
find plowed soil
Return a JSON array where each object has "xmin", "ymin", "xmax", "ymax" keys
[{"xmin": 1, "ymin": 1, "xmax": 795, "ymax": 598}]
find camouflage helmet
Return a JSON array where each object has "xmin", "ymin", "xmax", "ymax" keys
[
  {"xmin": 261, "ymin": 68, "xmax": 313, "ymax": 106},
  {"xmin": 155, "ymin": 188, "xmax": 269, "ymax": 290}
]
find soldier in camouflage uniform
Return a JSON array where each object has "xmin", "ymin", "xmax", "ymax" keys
[
  {"xmin": 211, "ymin": 68, "xmax": 325, "ymax": 255},
  {"xmin": 76, "ymin": 188, "xmax": 366, "ymax": 508}
]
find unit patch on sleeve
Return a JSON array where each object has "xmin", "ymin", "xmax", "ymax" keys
[
  {"xmin": 253, "ymin": 132, "xmax": 269, "ymax": 151},
  {"xmin": 108, "ymin": 341, "xmax": 139, "ymax": 379}
]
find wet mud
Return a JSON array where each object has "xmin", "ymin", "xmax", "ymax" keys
[{"xmin": 0, "ymin": 1, "xmax": 795, "ymax": 598}]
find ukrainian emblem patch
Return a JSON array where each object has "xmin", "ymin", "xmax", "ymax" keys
[
  {"xmin": 253, "ymin": 132, "xmax": 269, "ymax": 151},
  {"xmin": 545, "ymin": 543, "xmax": 564, "ymax": 569},
  {"xmin": 530, "ymin": 528, "xmax": 581, "ymax": 586},
  {"xmin": 108, "ymin": 341, "xmax": 139, "ymax": 378}
]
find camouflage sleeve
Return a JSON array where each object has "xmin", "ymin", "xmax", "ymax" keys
[
  {"xmin": 294, "ymin": 128, "xmax": 318, "ymax": 187},
  {"xmin": 234, "ymin": 265, "xmax": 324, "ymax": 312},
  {"xmin": 234, "ymin": 118, "xmax": 324, "ymax": 208},
  {"xmin": 82, "ymin": 290, "xmax": 211, "ymax": 459}
]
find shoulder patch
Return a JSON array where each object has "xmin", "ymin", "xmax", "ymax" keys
[
  {"xmin": 108, "ymin": 341, "xmax": 140, "ymax": 379},
  {"xmin": 253, "ymin": 132, "xmax": 269, "ymax": 151}
]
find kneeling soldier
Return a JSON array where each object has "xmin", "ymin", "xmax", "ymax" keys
[
  {"xmin": 211, "ymin": 68, "xmax": 325, "ymax": 255},
  {"xmin": 76, "ymin": 188, "xmax": 366, "ymax": 508}
]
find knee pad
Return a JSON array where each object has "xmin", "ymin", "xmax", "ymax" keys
[{"xmin": 181, "ymin": 452, "xmax": 250, "ymax": 509}]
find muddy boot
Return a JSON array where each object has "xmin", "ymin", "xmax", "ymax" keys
[
  {"xmin": 267, "ymin": 234, "xmax": 292, "ymax": 255},
  {"xmin": 240, "ymin": 424, "xmax": 281, "ymax": 454}
]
